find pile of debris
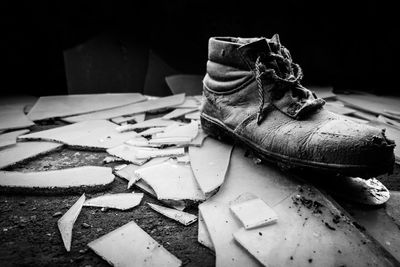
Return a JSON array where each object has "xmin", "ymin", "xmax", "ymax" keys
[{"xmin": 1, "ymin": 78, "xmax": 400, "ymax": 266}]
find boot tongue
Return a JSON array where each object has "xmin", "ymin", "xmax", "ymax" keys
[
  {"xmin": 238, "ymin": 35, "xmax": 290, "ymax": 78},
  {"xmin": 238, "ymin": 38, "xmax": 271, "ymax": 68},
  {"xmin": 269, "ymin": 34, "xmax": 281, "ymax": 53}
]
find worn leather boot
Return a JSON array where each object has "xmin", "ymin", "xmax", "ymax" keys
[{"xmin": 201, "ymin": 35, "xmax": 395, "ymax": 177}]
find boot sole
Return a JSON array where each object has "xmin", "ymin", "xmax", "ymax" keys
[{"xmin": 200, "ymin": 113, "xmax": 390, "ymax": 177}]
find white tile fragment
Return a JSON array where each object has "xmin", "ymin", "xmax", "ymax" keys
[
  {"xmin": 189, "ymin": 137, "xmax": 232, "ymax": 196},
  {"xmin": 176, "ymin": 154, "xmax": 190, "ymax": 164},
  {"xmin": 0, "ymin": 141, "xmax": 63, "ymax": 169},
  {"xmin": 230, "ymin": 194, "xmax": 278, "ymax": 229},
  {"xmin": 19, "ymin": 120, "xmax": 138, "ymax": 150},
  {"xmin": 0, "ymin": 166, "xmax": 114, "ymax": 191},
  {"xmin": 84, "ymin": 193, "xmax": 143, "ymax": 210},
  {"xmin": 63, "ymin": 94, "xmax": 185, "ymax": 122},
  {"xmin": 148, "ymin": 203, "xmax": 197, "ymax": 226},
  {"xmin": 116, "ymin": 118, "xmax": 179, "ymax": 132},
  {"xmin": 135, "ymin": 161, "xmax": 205, "ymax": 202},
  {"xmin": 88, "ymin": 221, "xmax": 182, "ymax": 267},
  {"xmin": 185, "ymin": 111, "xmax": 200, "ymax": 120},
  {"xmin": 106, "ymin": 144, "xmax": 149, "ymax": 165},
  {"xmin": 162, "ymin": 108, "xmax": 198, "ymax": 120},
  {"xmin": 57, "ymin": 194, "xmax": 85, "ymax": 252},
  {"xmin": 135, "ymin": 147, "xmax": 185, "ymax": 160},
  {"xmin": 111, "ymin": 113, "xmax": 146, "ymax": 124},
  {"xmin": 0, "ymin": 129, "xmax": 30, "ymax": 149}
]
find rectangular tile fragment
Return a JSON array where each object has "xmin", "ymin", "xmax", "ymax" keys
[
  {"xmin": 58, "ymin": 194, "xmax": 85, "ymax": 252},
  {"xmin": 63, "ymin": 94, "xmax": 185, "ymax": 122},
  {"xmin": 230, "ymin": 194, "xmax": 278, "ymax": 229},
  {"xmin": 148, "ymin": 203, "xmax": 197, "ymax": 226},
  {"xmin": 84, "ymin": 193, "xmax": 143, "ymax": 210},
  {"xmin": 88, "ymin": 221, "xmax": 182, "ymax": 267},
  {"xmin": 19, "ymin": 120, "xmax": 137, "ymax": 150}
]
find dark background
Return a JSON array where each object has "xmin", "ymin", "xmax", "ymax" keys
[{"xmin": 1, "ymin": 1, "xmax": 398, "ymax": 96}]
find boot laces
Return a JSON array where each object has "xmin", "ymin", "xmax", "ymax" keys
[{"xmin": 254, "ymin": 51, "xmax": 304, "ymax": 124}]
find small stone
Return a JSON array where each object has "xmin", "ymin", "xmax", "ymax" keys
[
  {"xmin": 30, "ymin": 215, "xmax": 37, "ymax": 222},
  {"xmin": 82, "ymin": 222, "xmax": 91, "ymax": 228},
  {"xmin": 101, "ymin": 207, "xmax": 109, "ymax": 212},
  {"xmin": 52, "ymin": 211, "xmax": 63, "ymax": 217},
  {"xmin": 19, "ymin": 201, "xmax": 27, "ymax": 206}
]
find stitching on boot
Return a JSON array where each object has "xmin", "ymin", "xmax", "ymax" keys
[{"xmin": 233, "ymin": 113, "xmax": 258, "ymax": 135}]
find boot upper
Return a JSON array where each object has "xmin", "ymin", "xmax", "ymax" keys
[{"xmin": 201, "ymin": 36, "xmax": 395, "ymax": 177}]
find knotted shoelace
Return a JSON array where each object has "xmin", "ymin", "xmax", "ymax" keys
[{"xmin": 254, "ymin": 52, "xmax": 304, "ymax": 124}]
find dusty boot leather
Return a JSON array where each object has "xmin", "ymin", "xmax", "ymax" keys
[{"xmin": 201, "ymin": 35, "xmax": 395, "ymax": 177}]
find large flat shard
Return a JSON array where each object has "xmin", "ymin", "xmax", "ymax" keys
[
  {"xmin": 18, "ymin": 120, "xmax": 137, "ymax": 150},
  {"xmin": 63, "ymin": 94, "xmax": 185, "ymax": 122},
  {"xmin": 0, "ymin": 166, "xmax": 114, "ymax": 194},
  {"xmin": 27, "ymin": 93, "xmax": 146, "ymax": 121},
  {"xmin": 88, "ymin": 221, "xmax": 182, "ymax": 267},
  {"xmin": 0, "ymin": 141, "xmax": 63, "ymax": 169}
]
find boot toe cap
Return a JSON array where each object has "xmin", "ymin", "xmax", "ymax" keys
[{"xmin": 307, "ymin": 118, "xmax": 395, "ymax": 176}]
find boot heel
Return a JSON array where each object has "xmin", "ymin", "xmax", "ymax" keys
[{"xmin": 200, "ymin": 115, "xmax": 235, "ymax": 144}]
